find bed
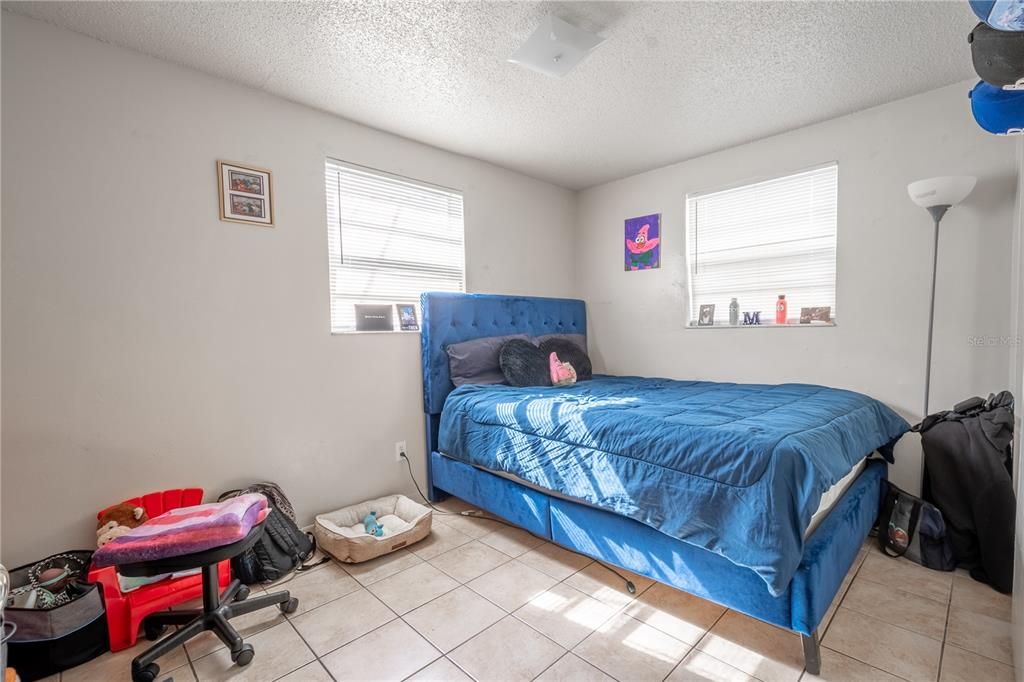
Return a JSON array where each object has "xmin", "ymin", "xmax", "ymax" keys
[{"xmin": 420, "ymin": 292, "xmax": 909, "ymax": 674}]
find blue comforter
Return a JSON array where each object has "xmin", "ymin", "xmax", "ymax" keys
[{"xmin": 439, "ymin": 375, "xmax": 909, "ymax": 595}]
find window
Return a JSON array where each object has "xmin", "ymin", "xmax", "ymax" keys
[
  {"xmin": 325, "ymin": 160, "xmax": 465, "ymax": 333},
  {"xmin": 685, "ymin": 163, "xmax": 838, "ymax": 326}
]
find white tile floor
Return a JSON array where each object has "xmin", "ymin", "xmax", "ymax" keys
[{"xmin": 50, "ymin": 499, "xmax": 1015, "ymax": 682}]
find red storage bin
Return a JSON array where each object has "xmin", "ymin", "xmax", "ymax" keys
[{"xmin": 87, "ymin": 488, "xmax": 232, "ymax": 652}]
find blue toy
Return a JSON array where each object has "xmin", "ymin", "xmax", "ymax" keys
[{"xmin": 363, "ymin": 511, "xmax": 384, "ymax": 537}]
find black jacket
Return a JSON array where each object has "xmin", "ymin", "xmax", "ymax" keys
[{"xmin": 916, "ymin": 392, "xmax": 1015, "ymax": 593}]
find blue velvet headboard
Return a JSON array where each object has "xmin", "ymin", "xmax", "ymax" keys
[
  {"xmin": 420, "ymin": 292, "xmax": 587, "ymax": 458},
  {"xmin": 421, "ymin": 292, "xmax": 587, "ymax": 414}
]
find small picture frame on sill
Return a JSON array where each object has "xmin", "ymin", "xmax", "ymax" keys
[
  {"xmin": 396, "ymin": 304, "xmax": 419, "ymax": 331},
  {"xmin": 354, "ymin": 304, "xmax": 394, "ymax": 332},
  {"xmin": 218, "ymin": 161, "xmax": 273, "ymax": 226},
  {"xmin": 799, "ymin": 306, "xmax": 832, "ymax": 324},
  {"xmin": 697, "ymin": 304, "xmax": 715, "ymax": 326}
]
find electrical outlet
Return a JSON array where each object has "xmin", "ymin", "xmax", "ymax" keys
[{"xmin": 395, "ymin": 440, "xmax": 407, "ymax": 462}]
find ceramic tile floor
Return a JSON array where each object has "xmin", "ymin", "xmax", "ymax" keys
[{"xmin": 49, "ymin": 498, "xmax": 1014, "ymax": 682}]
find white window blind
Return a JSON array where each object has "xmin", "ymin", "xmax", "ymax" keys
[
  {"xmin": 685, "ymin": 164, "xmax": 838, "ymax": 326},
  {"xmin": 325, "ymin": 160, "xmax": 465, "ymax": 332}
]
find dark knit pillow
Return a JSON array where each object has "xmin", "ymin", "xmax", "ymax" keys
[
  {"xmin": 539, "ymin": 337, "xmax": 592, "ymax": 380},
  {"xmin": 499, "ymin": 339, "xmax": 551, "ymax": 387},
  {"xmin": 533, "ymin": 333, "xmax": 587, "ymax": 352}
]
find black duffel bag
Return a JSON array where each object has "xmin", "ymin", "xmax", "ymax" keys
[{"xmin": 218, "ymin": 483, "xmax": 318, "ymax": 584}]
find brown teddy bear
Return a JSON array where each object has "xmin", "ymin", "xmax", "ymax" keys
[{"xmin": 96, "ymin": 503, "xmax": 149, "ymax": 547}]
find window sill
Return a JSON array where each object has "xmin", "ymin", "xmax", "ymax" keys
[
  {"xmin": 331, "ymin": 329, "xmax": 422, "ymax": 335},
  {"xmin": 686, "ymin": 321, "xmax": 836, "ymax": 329}
]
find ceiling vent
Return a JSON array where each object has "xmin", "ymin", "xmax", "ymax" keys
[{"xmin": 508, "ymin": 16, "xmax": 604, "ymax": 78}]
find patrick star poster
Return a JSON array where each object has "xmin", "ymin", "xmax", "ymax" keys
[{"xmin": 624, "ymin": 214, "xmax": 661, "ymax": 271}]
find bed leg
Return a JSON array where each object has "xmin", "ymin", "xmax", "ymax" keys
[
  {"xmin": 802, "ymin": 631, "xmax": 821, "ymax": 676},
  {"xmin": 427, "ymin": 485, "xmax": 447, "ymax": 503}
]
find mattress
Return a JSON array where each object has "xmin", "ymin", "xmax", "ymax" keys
[
  {"xmin": 438, "ymin": 375, "xmax": 909, "ymax": 595},
  {"xmin": 806, "ymin": 458, "xmax": 867, "ymax": 536}
]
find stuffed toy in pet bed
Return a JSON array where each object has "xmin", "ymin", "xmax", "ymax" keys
[{"xmin": 314, "ymin": 494, "xmax": 431, "ymax": 563}]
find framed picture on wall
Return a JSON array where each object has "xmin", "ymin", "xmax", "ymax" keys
[
  {"xmin": 218, "ymin": 161, "xmax": 274, "ymax": 226},
  {"xmin": 624, "ymin": 213, "xmax": 661, "ymax": 271}
]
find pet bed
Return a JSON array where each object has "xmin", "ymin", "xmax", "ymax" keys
[{"xmin": 314, "ymin": 494, "xmax": 431, "ymax": 563}]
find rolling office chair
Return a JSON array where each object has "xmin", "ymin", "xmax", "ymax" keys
[{"xmin": 116, "ymin": 523, "xmax": 298, "ymax": 682}]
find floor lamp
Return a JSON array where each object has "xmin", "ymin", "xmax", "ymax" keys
[{"xmin": 907, "ymin": 175, "xmax": 977, "ymax": 421}]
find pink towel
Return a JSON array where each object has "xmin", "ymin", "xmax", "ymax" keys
[{"xmin": 92, "ymin": 493, "xmax": 269, "ymax": 567}]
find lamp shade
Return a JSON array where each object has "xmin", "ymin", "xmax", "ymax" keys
[{"xmin": 907, "ymin": 176, "xmax": 977, "ymax": 208}]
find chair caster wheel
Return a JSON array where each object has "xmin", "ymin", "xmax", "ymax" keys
[
  {"xmin": 232, "ymin": 643, "xmax": 255, "ymax": 666},
  {"xmin": 143, "ymin": 622, "xmax": 167, "ymax": 641},
  {"xmin": 131, "ymin": 662, "xmax": 160, "ymax": 682},
  {"xmin": 280, "ymin": 597, "xmax": 299, "ymax": 614},
  {"xmin": 236, "ymin": 585, "xmax": 251, "ymax": 601}
]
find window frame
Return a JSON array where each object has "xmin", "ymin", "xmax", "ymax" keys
[
  {"xmin": 324, "ymin": 158, "xmax": 466, "ymax": 335},
  {"xmin": 683, "ymin": 162, "xmax": 839, "ymax": 330}
]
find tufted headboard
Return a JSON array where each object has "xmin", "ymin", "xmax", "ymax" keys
[
  {"xmin": 420, "ymin": 292, "xmax": 587, "ymax": 462},
  {"xmin": 421, "ymin": 292, "xmax": 587, "ymax": 414}
]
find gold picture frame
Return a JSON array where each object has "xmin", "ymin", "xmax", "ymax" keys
[{"xmin": 217, "ymin": 161, "xmax": 274, "ymax": 226}]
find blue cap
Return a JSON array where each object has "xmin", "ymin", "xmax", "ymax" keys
[
  {"xmin": 969, "ymin": 81, "xmax": 1024, "ymax": 134},
  {"xmin": 970, "ymin": 0, "xmax": 1024, "ymax": 31}
]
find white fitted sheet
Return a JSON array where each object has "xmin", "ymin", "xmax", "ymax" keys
[{"xmin": 804, "ymin": 458, "xmax": 868, "ymax": 537}]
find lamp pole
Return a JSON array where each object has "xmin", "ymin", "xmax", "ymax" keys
[
  {"xmin": 908, "ymin": 175, "xmax": 975, "ymax": 495},
  {"xmin": 922, "ymin": 204, "xmax": 949, "ymax": 420}
]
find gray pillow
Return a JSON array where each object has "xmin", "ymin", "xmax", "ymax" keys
[{"xmin": 447, "ymin": 334, "xmax": 530, "ymax": 386}]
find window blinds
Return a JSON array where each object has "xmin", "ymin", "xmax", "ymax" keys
[
  {"xmin": 685, "ymin": 164, "xmax": 838, "ymax": 325},
  {"xmin": 325, "ymin": 160, "xmax": 465, "ymax": 332}
]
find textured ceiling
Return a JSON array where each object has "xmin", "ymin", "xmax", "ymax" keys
[{"xmin": 6, "ymin": 1, "xmax": 977, "ymax": 189}]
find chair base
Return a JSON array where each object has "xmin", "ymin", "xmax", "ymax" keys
[{"xmin": 131, "ymin": 563, "xmax": 297, "ymax": 682}]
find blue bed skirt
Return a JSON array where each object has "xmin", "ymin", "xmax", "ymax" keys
[{"xmin": 430, "ymin": 451, "xmax": 884, "ymax": 635}]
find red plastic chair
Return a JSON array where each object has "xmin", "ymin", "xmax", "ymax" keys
[{"xmin": 87, "ymin": 488, "xmax": 232, "ymax": 652}]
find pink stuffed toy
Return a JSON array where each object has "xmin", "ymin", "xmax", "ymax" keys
[{"xmin": 549, "ymin": 352, "xmax": 577, "ymax": 387}]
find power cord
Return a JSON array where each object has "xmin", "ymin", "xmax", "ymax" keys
[
  {"xmin": 399, "ymin": 451, "xmax": 636, "ymax": 595},
  {"xmin": 399, "ymin": 451, "xmax": 463, "ymax": 517}
]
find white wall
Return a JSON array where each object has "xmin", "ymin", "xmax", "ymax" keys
[
  {"xmin": 0, "ymin": 13, "xmax": 576, "ymax": 566},
  {"xmin": 575, "ymin": 82, "xmax": 1019, "ymax": 495}
]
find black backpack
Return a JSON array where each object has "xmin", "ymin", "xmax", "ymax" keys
[{"xmin": 218, "ymin": 482, "xmax": 318, "ymax": 584}]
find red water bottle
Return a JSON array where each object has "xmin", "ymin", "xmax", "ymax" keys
[{"xmin": 775, "ymin": 295, "xmax": 787, "ymax": 325}]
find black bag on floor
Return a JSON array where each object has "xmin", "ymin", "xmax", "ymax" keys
[
  {"xmin": 219, "ymin": 483, "xmax": 316, "ymax": 584},
  {"xmin": 914, "ymin": 392, "xmax": 1015, "ymax": 593},
  {"xmin": 6, "ymin": 551, "xmax": 108, "ymax": 681},
  {"xmin": 878, "ymin": 482, "xmax": 956, "ymax": 571}
]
